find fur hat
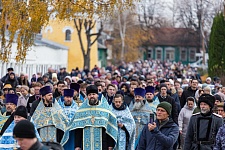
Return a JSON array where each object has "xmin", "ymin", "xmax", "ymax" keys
[
  {"xmin": 86, "ymin": 85, "xmax": 98, "ymax": 95},
  {"xmin": 198, "ymin": 94, "xmax": 215, "ymax": 109}
]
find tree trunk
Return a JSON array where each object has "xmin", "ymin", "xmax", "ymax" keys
[{"xmin": 83, "ymin": 54, "xmax": 90, "ymax": 70}]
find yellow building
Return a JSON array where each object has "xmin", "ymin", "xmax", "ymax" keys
[{"xmin": 42, "ymin": 19, "xmax": 98, "ymax": 72}]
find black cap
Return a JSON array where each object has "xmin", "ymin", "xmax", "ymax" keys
[
  {"xmin": 86, "ymin": 85, "xmax": 98, "ymax": 95},
  {"xmin": 13, "ymin": 120, "xmax": 36, "ymax": 138},
  {"xmin": 14, "ymin": 106, "xmax": 28, "ymax": 119}
]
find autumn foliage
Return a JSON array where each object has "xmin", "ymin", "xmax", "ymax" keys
[
  {"xmin": 0, "ymin": 0, "xmax": 136, "ymax": 62},
  {"xmin": 111, "ymin": 12, "xmax": 149, "ymax": 63}
]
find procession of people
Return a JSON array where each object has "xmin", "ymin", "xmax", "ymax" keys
[{"xmin": 0, "ymin": 60, "xmax": 225, "ymax": 150}]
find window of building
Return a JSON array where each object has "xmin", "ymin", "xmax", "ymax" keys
[
  {"xmin": 165, "ymin": 48, "xmax": 175, "ymax": 61},
  {"xmin": 147, "ymin": 47, "xmax": 153, "ymax": 59},
  {"xmin": 180, "ymin": 48, "xmax": 187, "ymax": 61},
  {"xmin": 65, "ymin": 29, "xmax": 71, "ymax": 41},
  {"xmin": 155, "ymin": 47, "xmax": 162, "ymax": 60},
  {"xmin": 189, "ymin": 48, "xmax": 196, "ymax": 61}
]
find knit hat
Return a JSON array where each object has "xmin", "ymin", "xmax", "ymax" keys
[
  {"xmin": 64, "ymin": 89, "xmax": 74, "ymax": 97},
  {"xmin": 198, "ymin": 94, "xmax": 215, "ymax": 109},
  {"xmin": 160, "ymin": 83, "xmax": 167, "ymax": 90},
  {"xmin": 14, "ymin": 106, "xmax": 28, "ymax": 119},
  {"xmin": 6, "ymin": 94, "xmax": 18, "ymax": 105},
  {"xmin": 13, "ymin": 120, "xmax": 36, "ymax": 138},
  {"xmin": 134, "ymin": 88, "xmax": 146, "ymax": 98},
  {"xmin": 145, "ymin": 86, "xmax": 155, "ymax": 94},
  {"xmin": 157, "ymin": 102, "xmax": 172, "ymax": 115},
  {"xmin": 86, "ymin": 85, "xmax": 98, "ymax": 95},
  {"xmin": 40, "ymin": 86, "xmax": 52, "ymax": 96},
  {"xmin": 70, "ymin": 83, "xmax": 80, "ymax": 92}
]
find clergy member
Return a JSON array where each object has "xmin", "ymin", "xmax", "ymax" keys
[{"xmin": 112, "ymin": 93, "xmax": 136, "ymax": 150}]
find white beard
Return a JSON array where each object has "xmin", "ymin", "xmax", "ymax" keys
[
  {"xmin": 133, "ymin": 101, "xmax": 144, "ymax": 110},
  {"xmin": 200, "ymin": 108, "xmax": 210, "ymax": 114}
]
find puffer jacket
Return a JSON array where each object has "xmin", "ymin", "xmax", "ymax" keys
[{"xmin": 137, "ymin": 118, "xmax": 179, "ymax": 150}]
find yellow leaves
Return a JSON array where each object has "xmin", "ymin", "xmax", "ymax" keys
[{"xmin": 0, "ymin": 0, "xmax": 136, "ymax": 62}]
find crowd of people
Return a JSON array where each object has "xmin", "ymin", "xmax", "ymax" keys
[{"xmin": 0, "ymin": 60, "xmax": 224, "ymax": 150}]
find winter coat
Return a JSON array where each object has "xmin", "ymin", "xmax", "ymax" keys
[
  {"xmin": 17, "ymin": 140, "xmax": 49, "ymax": 150},
  {"xmin": 5, "ymin": 78, "xmax": 18, "ymax": 89},
  {"xmin": 184, "ymin": 112, "xmax": 223, "ymax": 150},
  {"xmin": 180, "ymin": 87, "xmax": 197, "ymax": 108},
  {"xmin": 178, "ymin": 104, "xmax": 195, "ymax": 145},
  {"xmin": 171, "ymin": 93, "xmax": 181, "ymax": 113},
  {"xmin": 18, "ymin": 78, "xmax": 30, "ymax": 87},
  {"xmin": 158, "ymin": 95, "xmax": 178, "ymax": 124},
  {"xmin": 137, "ymin": 118, "xmax": 179, "ymax": 150},
  {"xmin": 214, "ymin": 123, "xmax": 225, "ymax": 150}
]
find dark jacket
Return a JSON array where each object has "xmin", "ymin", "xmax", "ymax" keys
[
  {"xmin": 158, "ymin": 95, "xmax": 178, "ymax": 124},
  {"xmin": 30, "ymin": 99, "xmax": 41, "ymax": 116},
  {"xmin": 18, "ymin": 78, "xmax": 30, "ymax": 87},
  {"xmin": 17, "ymin": 140, "xmax": 49, "ymax": 150},
  {"xmin": 53, "ymin": 88, "xmax": 61, "ymax": 98},
  {"xmin": 1, "ymin": 74, "xmax": 9, "ymax": 83},
  {"xmin": 171, "ymin": 93, "xmax": 181, "ymax": 113},
  {"xmin": 184, "ymin": 112, "xmax": 223, "ymax": 150},
  {"xmin": 124, "ymin": 93, "xmax": 134, "ymax": 107},
  {"xmin": 5, "ymin": 78, "xmax": 18, "ymax": 89},
  {"xmin": 180, "ymin": 87, "xmax": 197, "ymax": 108},
  {"xmin": 27, "ymin": 95, "xmax": 41, "ymax": 114},
  {"xmin": 137, "ymin": 118, "xmax": 179, "ymax": 150},
  {"xmin": 103, "ymin": 93, "xmax": 114, "ymax": 105}
]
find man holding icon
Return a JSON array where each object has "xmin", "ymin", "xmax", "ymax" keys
[{"xmin": 137, "ymin": 102, "xmax": 179, "ymax": 150}]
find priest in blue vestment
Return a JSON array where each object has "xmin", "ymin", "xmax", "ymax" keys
[
  {"xmin": 129, "ymin": 88, "xmax": 153, "ymax": 148},
  {"xmin": 0, "ymin": 106, "xmax": 41, "ymax": 150},
  {"xmin": 32, "ymin": 86, "xmax": 68, "ymax": 143},
  {"xmin": 61, "ymin": 85, "xmax": 118, "ymax": 150},
  {"xmin": 111, "ymin": 93, "xmax": 136, "ymax": 150},
  {"xmin": 145, "ymin": 86, "xmax": 160, "ymax": 114},
  {"xmin": 59, "ymin": 89, "xmax": 79, "ymax": 150}
]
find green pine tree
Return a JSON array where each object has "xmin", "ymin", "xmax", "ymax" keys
[{"xmin": 208, "ymin": 13, "xmax": 225, "ymax": 78}]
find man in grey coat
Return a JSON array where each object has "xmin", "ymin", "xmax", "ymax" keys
[{"xmin": 184, "ymin": 94, "xmax": 223, "ymax": 150}]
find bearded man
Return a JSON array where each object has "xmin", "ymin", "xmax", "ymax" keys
[
  {"xmin": 61, "ymin": 85, "xmax": 118, "ymax": 150},
  {"xmin": 129, "ymin": 87, "xmax": 152, "ymax": 148},
  {"xmin": 31, "ymin": 86, "xmax": 68, "ymax": 143},
  {"xmin": 59, "ymin": 89, "xmax": 78, "ymax": 150}
]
